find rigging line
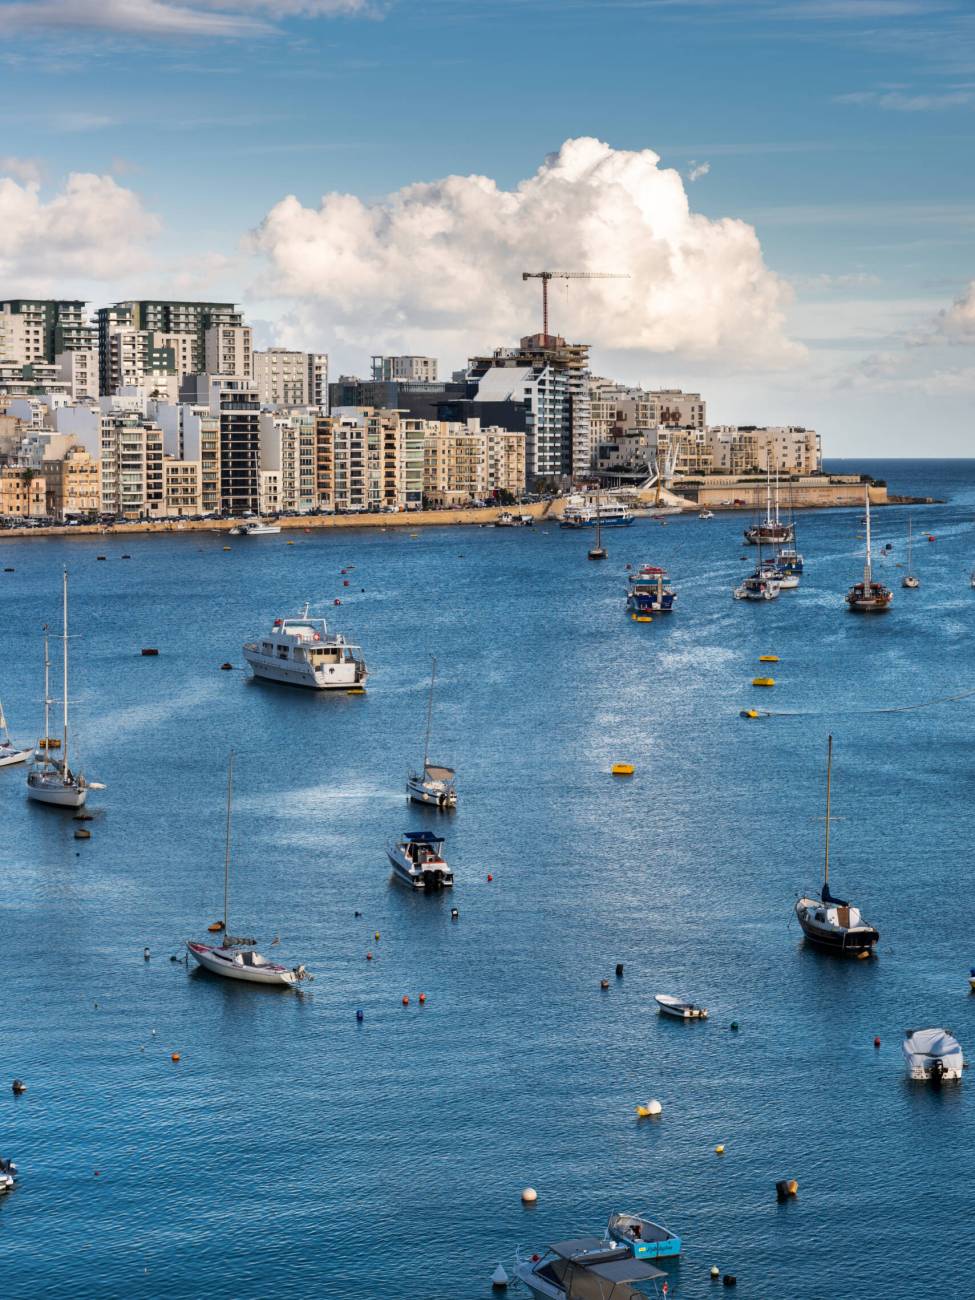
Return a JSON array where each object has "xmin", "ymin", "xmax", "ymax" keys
[{"xmin": 742, "ymin": 682, "xmax": 975, "ymax": 720}]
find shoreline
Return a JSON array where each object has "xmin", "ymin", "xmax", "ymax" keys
[{"xmin": 0, "ymin": 491, "xmax": 943, "ymax": 541}]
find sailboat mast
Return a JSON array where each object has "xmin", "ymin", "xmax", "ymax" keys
[
  {"xmin": 774, "ymin": 464, "xmax": 780, "ymax": 526},
  {"xmin": 595, "ymin": 485, "xmax": 602, "ymax": 550},
  {"xmin": 824, "ymin": 733, "xmax": 833, "ymax": 887},
  {"xmin": 864, "ymin": 487, "xmax": 873, "ymax": 588},
  {"xmin": 224, "ymin": 749, "xmax": 234, "ymax": 934},
  {"xmin": 766, "ymin": 455, "xmax": 772, "ymax": 523},
  {"xmin": 907, "ymin": 516, "xmax": 912, "ymax": 570},
  {"xmin": 423, "ymin": 657, "xmax": 436, "ymax": 770},
  {"xmin": 61, "ymin": 569, "xmax": 69, "ymax": 774},
  {"xmin": 42, "ymin": 625, "xmax": 50, "ymax": 759}
]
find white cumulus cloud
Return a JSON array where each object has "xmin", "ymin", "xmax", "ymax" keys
[
  {"xmin": 0, "ymin": 171, "xmax": 160, "ymax": 288},
  {"xmin": 687, "ymin": 160, "xmax": 711, "ymax": 182},
  {"xmin": 935, "ymin": 280, "xmax": 975, "ymax": 340},
  {"xmin": 250, "ymin": 137, "xmax": 802, "ymax": 369},
  {"xmin": 0, "ymin": 155, "xmax": 42, "ymax": 185}
]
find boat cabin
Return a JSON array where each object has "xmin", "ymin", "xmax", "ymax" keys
[
  {"xmin": 402, "ymin": 831, "xmax": 447, "ymax": 864},
  {"xmin": 528, "ymin": 1238, "xmax": 666, "ymax": 1299}
]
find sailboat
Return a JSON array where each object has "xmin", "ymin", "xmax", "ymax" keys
[
  {"xmin": 846, "ymin": 487, "xmax": 892, "ymax": 611},
  {"xmin": 795, "ymin": 735, "xmax": 879, "ymax": 955},
  {"xmin": 902, "ymin": 516, "xmax": 919, "ymax": 589},
  {"xmin": 0, "ymin": 700, "xmax": 32, "ymax": 767},
  {"xmin": 744, "ymin": 458, "xmax": 794, "ymax": 546},
  {"xmin": 26, "ymin": 570, "xmax": 103, "ymax": 808},
  {"xmin": 406, "ymin": 657, "xmax": 457, "ymax": 809},
  {"xmin": 187, "ymin": 751, "xmax": 310, "ymax": 986},
  {"xmin": 588, "ymin": 487, "xmax": 607, "ymax": 560},
  {"xmin": 734, "ymin": 540, "xmax": 781, "ymax": 600}
]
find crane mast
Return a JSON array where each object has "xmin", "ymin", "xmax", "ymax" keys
[{"xmin": 522, "ymin": 270, "xmax": 628, "ymax": 339}]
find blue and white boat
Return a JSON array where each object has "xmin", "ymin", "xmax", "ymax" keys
[
  {"xmin": 387, "ymin": 831, "xmax": 454, "ymax": 890},
  {"xmin": 627, "ymin": 565, "xmax": 676, "ymax": 615},
  {"xmin": 559, "ymin": 495, "xmax": 634, "ymax": 528},
  {"xmin": 607, "ymin": 1212, "xmax": 681, "ymax": 1261},
  {"xmin": 760, "ymin": 555, "xmax": 799, "ymax": 590},
  {"xmin": 775, "ymin": 546, "xmax": 804, "ymax": 584}
]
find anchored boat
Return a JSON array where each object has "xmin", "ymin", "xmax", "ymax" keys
[
  {"xmin": 0, "ymin": 701, "xmax": 31, "ymax": 768},
  {"xmin": 229, "ymin": 518, "xmax": 281, "ymax": 536},
  {"xmin": 514, "ymin": 1237, "xmax": 666, "ymax": 1299},
  {"xmin": 902, "ymin": 516, "xmax": 919, "ymax": 589},
  {"xmin": 903, "ymin": 1028, "xmax": 964, "ymax": 1083},
  {"xmin": 654, "ymin": 994, "xmax": 708, "ymax": 1020},
  {"xmin": 387, "ymin": 830, "xmax": 454, "ymax": 889},
  {"xmin": 795, "ymin": 735, "xmax": 879, "ymax": 955},
  {"xmin": 606, "ymin": 1213, "xmax": 681, "ymax": 1260},
  {"xmin": 626, "ymin": 565, "xmax": 676, "ymax": 615},
  {"xmin": 734, "ymin": 547, "xmax": 781, "ymax": 601},
  {"xmin": 407, "ymin": 656, "xmax": 457, "ymax": 809},
  {"xmin": 744, "ymin": 459, "xmax": 794, "ymax": 546},
  {"xmin": 559, "ymin": 494, "xmax": 634, "ymax": 528},
  {"xmin": 846, "ymin": 488, "xmax": 892, "ymax": 611},
  {"xmin": 186, "ymin": 751, "xmax": 310, "ymax": 987},
  {"xmin": 243, "ymin": 605, "xmax": 367, "ymax": 690}
]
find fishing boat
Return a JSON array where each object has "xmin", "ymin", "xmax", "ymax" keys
[
  {"xmin": 744, "ymin": 460, "xmax": 794, "ymax": 546},
  {"xmin": 846, "ymin": 488, "xmax": 892, "ymax": 611},
  {"xmin": 775, "ymin": 545, "xmax": 804, "ymax": 586},
  {"xmin": 26, "ymin": 571, "xmax": 103, "ymax": 808},
  {"xmin": 407, "ymin": 656, "xmax": 457, "ymax": 809},
  {"xmin": 627, "ymin": 565, "xmax": 676, "ymax": 614},
  {"xmin": 795, "ymin": 735, "xmax": 879, "ymax": 955},
  {"xmin": 558, "ymin": 494, "xmax": 634, "ymax": 528},
  {"xmin": 514, "ymin": 1237, "xmax": 666, "ymax": 1299},
  {"xmin": 387, "ymin": 830, "xmax": 454, "ymax": 889},
  {"xmin": 186, "ymin": 752, "xmax": 310, "ymax": 987},
  {"xmin": 606, "ymin": 1213, "xmax": 681, "ymax": 1260},
  {"xmin": 902, "ymin": 1028, "xmax": 964, "ymax": 1083},
  {"xmin": 654, "ymin": 994, "xmax": 708, "ymax": 1020},
  {"xmin": 0, "ymin": 701, "xmax": 31, "ymax": 767},
  {"xmin": 243, "ymin": 605, "xmax": 367, "ymax": 690},
  {"xmin": 229, "ymin": 518, "xmax": 281, "ymax": 536},
  {"xmin": 902, "ymin": 517, "xmax": 919, "ymax": 589},
  {"xmin": 495, "ymin": 512, "xmax": 533, "ymax": 528}
]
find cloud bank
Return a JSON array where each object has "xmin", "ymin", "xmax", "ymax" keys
[
  {"xmin": 0, "ymin": 171, "xmax": 160, "ymax": 287},
  {"xmin": 251, "ymin": 137, "xmax": 802, "ymax": 369},
  {"xmin": 0, "ymin": 0, "xmax": 369, "ymax": 39}
]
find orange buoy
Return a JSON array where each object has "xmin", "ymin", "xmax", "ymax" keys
[
  {"xmin": 419, "ymin": 993, "xmax": 427, "ymax": 1004},
  {"xmin": 171, "ymin": 1052, "xmax": 181, "ymax": 1062},
  {"xmin": 402, "ymin": 995, "xmax": 409, "ymax": 1006},
  {"xmin": 874, "ymin": 1036, "xmax": 881, "ymax": 1047},
  {"xmin": 366, "ymin": 951, "xmax": 373, "ymax": 961},
  {"xmin": 208, "ymin": 921, "xmax": 224, "ymax": 933}
]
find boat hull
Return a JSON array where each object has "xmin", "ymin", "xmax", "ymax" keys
[
  {"xmin": 26, "ymin": 775, "xmax": 87, "ymax": 808},
  {"xmin": 795, "ymin": 899, "xmax": 878, "ymax": 953},
  {"xmin": 655, "ymin": 995, "xmax": 707, "ymax": 1019},
  {"xmin": 386, "ymin": 848, "xmax": 453, "ymax": 890},
  {"xmin": 0, "ymin": 746, "xmax": 33, "ymax": 768},
  {"xmin": 406, "ymin": 779, "xmax": 456, "ymax": 809},
  {"xmin": 243, "ymin": 650, "xmax": 365, "ymax": 690},
  {"xmin": 186, "ymin": 941, "xmax": 297, "ymax": 986}
]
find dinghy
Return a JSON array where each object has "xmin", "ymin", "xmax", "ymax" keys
[
  {"xmin": 607, "ymin": 1212, "xmax": 681, "ymax": 1260},
  {"xmin": 654, "ymin": 994, "xmax": 708, "ymax": 1020},
  {"xmin": 902, "ymin": 1028, "xmax": 964, "ymax": 1083}
]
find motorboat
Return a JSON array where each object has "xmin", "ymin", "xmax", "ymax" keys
[
  {"xmin": 902, "ymin": 1028, "xmax": 964, "ymax": 1083},
  {"xmin": 495, "ymin": 512, "xmax": 533, "ymax": 527},
  {"xmin": 27, "ymin": 570, "xmax": 103, "ymax": 809},
  {"xmin": 744, "ymin": 460, "xmax": 794, "ymax": 546},
  {"xmin": 795, "ymin": 736, "xmax": 879, "ymax": 955},
  {"xmin": 654, "ymin": 994, "xmax": 708, "ymax": 1020},
  {"xmin": 846, "ymin": 488, "xmax": 892, "ymax": 611},
  {"xmin": 775, "ymin": 545, "xmax": 804, "ymax": 586},
  {"xmin": 0, "ymin": 1157, "xmax": 17, "ymax": 1193},
  {"xmin": 559, "ymin": 494, "xmax": 634, "ymax": 528},
  {"xmin": 902, "ymin": 517, "xmax": 919, "ymax": 589},
  {"xmin": 698, "ymin": 510, "xmax": 714, "ymax": 520},
  {"xmin": 186, "ymin": 752, "xmax": 311, "ymax": 988},
  {"xmin": 407, "ymin": 656, "xmax": 457, "ymax": 809},
  {"xmin": 759, "ymin": 556, "xmax": 799, "ymax": 590},
  {"xmin": 0, "ymin": 701, "xmax": 32, "ymax": 767},
  {"xmin": 733, "ymin": 563, "xmax": 781, "ymax": 601},
  {"xmin": 606, "ymin": 1213, "xmax": 681, "ymax": 1260},
  {"xmin": 229, "ymin": 518, "xmax": 281, "ymax": 536},
  {"xmin": 514, "ymin": 1237, "xmax": 667, "ymax": 1299},
  {"xmin": 626, "ymin": 566, "xmax": 676, "ymax": 615},
  {"xmin": 243, "ymin": 605, "xmax": 367, "ymax": 690},
  {"xmin": 387, "ymin": 830, "xmax": 454, "ymax": 889}
]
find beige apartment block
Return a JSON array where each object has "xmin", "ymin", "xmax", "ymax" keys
[
  {"xmin": 259, "ymin": 410, "xmax": 317, "ymax": 512},
  {"xmin": 423, "ymin": 419, "xmax": 526, "ymax": 505},
  {"xmin": 315, "ymin": 408, "xmax": 404, "ymax": 512},
  {"xmin": 707, "ymin": 425, "xmax": 821, "ymax": 475},
  {"xmin": 99, "ymin": 415, "xmax": 165, "ymax": 518},
  {"xmin": 204, "ymin": 324, "xmax": 253, "ymax": 379},
  {"xmin": 164, "ymin": 457, "xmax": 202, "ymax": 516},
  {"xmin": 259, "ymin": 469, "xmax": 281, "ymax": 516},
  {"xmin": 0, "ymin": 466, "xmax": 48, "ymax": 519},
  {"xmin": 44, "ymin": 446, "xmax": 101, "ymax": 519}
]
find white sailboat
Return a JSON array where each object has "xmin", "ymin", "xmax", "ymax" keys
[
  {"xmin": 406, "ymin": 656, "xmax": 457, "ymax": 809},
  {"xmin": 744, "ymin": 458, "xmax": 794, "ymax": 546},
  {"xmin": 187, "ymin": 751, "xmax": 310, "ymax": 986},
  {"xmin": 0, "ymin": 700, "xmax": 32, "ymax": 767},
  {"xmin": 26, "ymin": 570, "xmax": 102, "ymax": 808},
  {"xmin": 846, "ymin": 487, "xmax": 892, "ymax": 611},
  {"xmin": 902, "ymin": 516, "xmax": 919, "ymax": 589}
]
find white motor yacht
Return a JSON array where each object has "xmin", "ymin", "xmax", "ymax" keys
[
  {"xmin": 0, "ymin": 701, "xmax": 32, "ymax": 767},
  {"xmin": 903, "ymin": 1028, "xmax": 964, "ymax": 1083},
  {"xmin": 243, "ymin": 605, "xmax": 367, "ymax": 690},
  {"xmin": 654, "ymin": 994, "xmax": 708, "ymax": 1020},
  {"xmin": 559, "ymin": 494, "xmax": 634, "ymax": 528},
  {"xmin": 387, "ymin": 831, "xmax": 453, "ymax": 889},
  {"xmin": 229, "ymin": 518, "xmax": 281, "ymax": 536}
]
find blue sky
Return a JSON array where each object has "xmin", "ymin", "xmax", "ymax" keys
[{"xmin": 1, "ymin": 0, "xmax": 974, "ymax": 454}]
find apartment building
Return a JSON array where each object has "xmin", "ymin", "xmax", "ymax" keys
[
  {"xmin": 164, "ymin": 457, "xmax": 202, "ymax": 516},
  {"xmin": 204, "ymin": 324, "xmax": 253, "ymax": 379},
  {"xmin": 181, "ymin": 375, "xmax": 260, "ymax": 513},
  {"xmin": 590, "ymin": 380, "xmax": 707, "ymax": 442},
  {"xmin": 0, "ymin": 300, "xmax": 96, "ymax": 366},
  {"xmin": 0, "ymin": 466, "xmax": 48, "ymax": 519},
  {"xmin": 258, "ymin": 409, "xmax": 317, "ymax": 512},
  {"xmin": 422, "ymin": 418, "xmax": 526, "ymax": 505},
  {"xmin": 56, "ymin": 349, "xmax": 99, "ymax": 401},
  {"xmin": 315, "ymin": 408, "xmax": 403, "ymax": 512},
  {"xmin": 371, "ymin": 355, "xmax": 438, "ymax": 383},
  {"xmin": 99, "ymin": 413, "xmax": 165, "ymax": 518},
  {"xmin": 252, "ymin": 349, "xmax": 321, "ymax": 407},
  {"xmin": 154, "ymin": 401, "xmax": 222, "ymax": 515},
  {"xmin": 44, "ymin": 446, "xmax": 101, "ymax": 518},
  {"xmin": 707, "ymin": 425, "xmax": 821, "ymax": 475}
]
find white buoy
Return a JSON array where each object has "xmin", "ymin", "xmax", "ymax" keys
[
  {"xmin": 491, "ymin": 1262, "xmax": 509, "ymax": 1288},
  {"xmin": 521, "ymin": 1186, "xmax": 538, "ymax": 1204},
  {"xmin": 645, "ymin": 1098, "xmax": 663, "ymax": 1116},
  {"xmin": 710, "ymin": 1265, "xmax": 720, "ymax": 1278}
]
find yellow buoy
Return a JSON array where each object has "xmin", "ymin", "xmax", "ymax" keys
[
  {"xmin": 752, "ymin": 677, "xmax": 775, "ymax": 687},
  {"xmin": 741, "ymin": 710, "xmax": 760, "ymax": 719},
  {"xmin": 347, "ymin": 687, "xmax": 366, "ymax": 695},
  {"xmin": 715, "ymin": 1144, "xmax": 725, "ymax": 1155},
  {"xmin": 759, "ymin": 654, "xmax": 779, "ymax": 663},
  {"xmin": 223, "ymin": 546, "xmax": 231, "ymax": 552},
  {"xmin": 631, "ymin": 614, "xmax": 653, "ymax": 623},
  {"xmin": 611, "ymin": 763, "xmax": 635, "ymax": 776}
]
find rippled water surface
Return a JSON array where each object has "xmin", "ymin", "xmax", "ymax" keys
[{"xmin": 2, "ymin": 459, "xmax": 974, "ymax": 1299}]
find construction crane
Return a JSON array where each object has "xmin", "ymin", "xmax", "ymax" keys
[{"xmin": 522, "ymin": 270, "xmax": 629, "ymax": 339}]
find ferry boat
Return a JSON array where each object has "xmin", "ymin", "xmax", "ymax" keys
[
  {"xmin": 744, "ymin": 460, "xmax": 794, "ymax": 546},
  {"xmin": 242, "ymin": 606, "xmax": 367, "ymax": 690},
  {"xmin": 387, "ymin": 831, "xmax": 454, "ymax": 889},
  {"xmin": 846, "ymin": 488, "xmax": 892, "ymax": 612},
  {"xmin": 626, "ymin": 565, "xmax": 676, "ymax": 615},
  {"xmin": 559, "ymin": 495, "xmax": 634, "ymax": 528}
]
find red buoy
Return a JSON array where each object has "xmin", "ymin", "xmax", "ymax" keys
[
  {"xmin": 366, "ymin": 951, "xmax": 373, "ymax": 961},
  {"xmin": 402, "ymin": 995, "xmax": 409, "ymax": 1006},
  {"xmin": 487, "ymin": 873, "xmax": 493, "ymax": 882},
  {"xmin": 419, "ymin": 993, "xmax": 427, "ymax": 1004},
  {"xmin": 334, "ymin": 598, "xmax": 341, "ymax": 605},
  {"xmin": 874, "ymin": 1036, "xmax": 881, "ymax": 1048}
]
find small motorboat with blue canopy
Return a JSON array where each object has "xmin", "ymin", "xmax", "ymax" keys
[
  {"xmin": 795, "ymin": 735, "xmax": 879, "ymax": 955},
  {"xmin": 626, "ymin": 566, "xmax": 676, "ymax": 615},
  {"xmin": 515, "ymin": 1236, "xmax": 666, "ymax": 1299},
  {"xmin": 606, "ymin": 1212, "xmax": 681, "ymax": 1260},
  {"xmin": 387, "ymin": 831, "xmax": 454, "ymax": 890}
]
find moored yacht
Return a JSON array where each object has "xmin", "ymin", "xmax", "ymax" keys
[
  {"xmin": 744, "ymin": 460, "xmax": 794, "ymax": 546},
  {"xmin": 387, "ymin": 831, "xmax": 453, "ymax": 889},
  {"xmin": 243, "ymin": 605, "xmax": 367, "ymax": 690},
  {"xmin": 795, "ymin": 735, "xmax": 879, "ymax": 955},
  {"xmin": 514, "ymin": 1237, "xmax": 666, "ymax": 1299},
  {"xmin": 903, "ymin": 1028, "xmax": 964, "ymax": 1083},
  {"xmin": 902, "ymin": 516, "xmax": 919, "ymax": 589},
  {"xmin": 0, "ymin": 701, "xmax": 32, "ymax": 767},
  {"xmin": 734, "ymin": 550, "xmax": 781, "ymax": 601},
  {"xmin": 626, "ymin": 565, "xmax": 676, "ymax": 615},
  {"xmin": 846, "ymin": 488, "xmax": 892, "ymax": 611},
  {"xmin": 559, "ymin": 494, "xmax": 634, "ymax": 528},
  {"xmin": 407, "ymin": 657, "xmax": 457, "ymax": 809},
  {"xmin": 229, "ymin": 517, "xmax": 281, "ymax": 536}
]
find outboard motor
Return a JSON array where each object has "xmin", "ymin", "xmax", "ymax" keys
[{"xmin": 930, "ymin": 1056, "xmax": 946, "ymax": 1084}]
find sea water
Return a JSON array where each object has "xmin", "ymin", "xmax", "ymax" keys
[{"xmin": 1, "ymin": 459, "xmax": 973, "ymax": 1298}]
